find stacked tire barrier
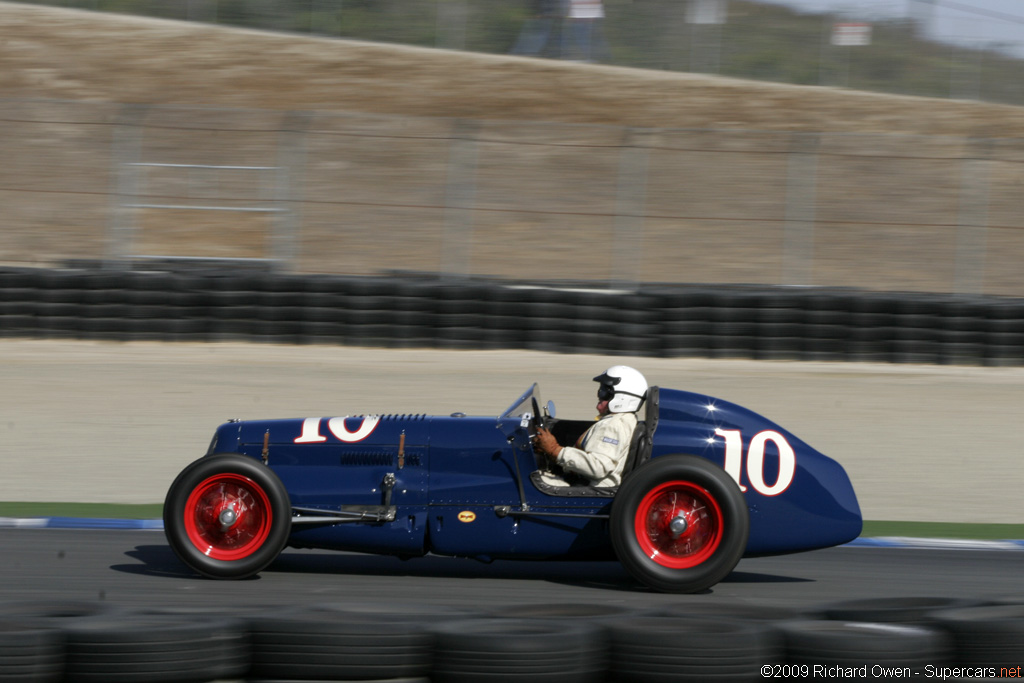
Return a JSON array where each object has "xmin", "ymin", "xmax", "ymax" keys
[
  {"xmin": 0, "ymin": 597, "xmax": 1021, "ymax": 682},
  {"xmin": 2, "ymin": 266, "xmax": 1023, "ymax": 366}
]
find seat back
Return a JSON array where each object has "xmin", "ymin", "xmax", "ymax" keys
[{"xmin": 621, "ymin": 386, "xmax": 659, "ymax": 479}]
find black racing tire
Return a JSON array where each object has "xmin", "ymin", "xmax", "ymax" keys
[
  {"xmin": 63, "ymin": 615, "xmax": 247, "ymax": 683},
  {"xmin": 0, "ymin": 620, "xmax": 64, "ymax": 683},
  {"xmin": 429, "ymin": 618, "xmax": 605, "ymax": 683},
  {"xmin": 308, "ymin": 601, "xmax": 478, "ymax": 623},
  {"xmin": 644, "ymin": 600, "xmax": 798, "ymax": 622},
  {"xmin": 248, "ymin": 609, "xmax": 436, "ymax": 681},
  {"xmin": 485, "ymin": 603, "xmax": 640, "ymax": 621},
  {"xmin": 777, "ymin": 620, "xmax": 952, "ymax": 667},
  {"xmin": 163, "ymin": 454, "xmax": 291, "ymax": 579},
  {"xmin": 818, "ymin": 596, "xmax": 982, "ymax": 624},
  {"xmin": 606, "ymin": 617, "xmax": 776, "ymax": 682},
  {"xmin": 610, "ymin": 455, "xmax": 749, "ymax": 593},
  {"xmin": 928, "ymin": 604, "xmax": 1024, "ymax": 667}
]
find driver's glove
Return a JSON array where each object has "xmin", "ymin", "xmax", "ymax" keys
[{"xmin": 534, "ymin": 427, "xmax": 563, "ymax": 459}]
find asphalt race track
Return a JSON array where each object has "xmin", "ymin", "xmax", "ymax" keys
[{"xmin": 2, "ymin": 529, "xmax": 1021, "ymax": 612}]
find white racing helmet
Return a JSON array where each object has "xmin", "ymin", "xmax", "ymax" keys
[{"xmin": 593, "ymin": 365, "xmax": 648, "ymax": 414}]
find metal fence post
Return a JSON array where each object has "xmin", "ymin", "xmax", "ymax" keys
[
  {"xmin": 782, "ymin": 132, "xmax": 819, "ymax": 287},
  {"xmin": 106, "ymin": 103, "xmax": 148, "ymax": 270},
  {"xmin": 612, "ymin": 128, "xmax": 650, "ymax": 289},
  {"xmin": 440, "ymin": 119, "xmax": 479, "ymax": 280},
  {"xmin": 954, "ymin": 138, "xmax": 992, "ymax": 295},
  {"xmin": 273, "ymin": 111, "xmax": 311, "ymax": 272}
]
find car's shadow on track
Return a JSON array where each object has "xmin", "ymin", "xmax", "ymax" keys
[
  {"xmin": 271, "ymin": 550, "xmax": 642, "ymax": 591},
  {"xmin": 721, "ymin": 571, "xmax": 812, "ymax": 584},
  {"xmin": 269, "ymin": 550, "xmax": 812, "ymax": 592},
  {"xmin": 113, "ymin": 545, "xmax": 812, "ymax": 592},
  {"xmin": 111, "ymin": 545, "xmax": 248, "ymax": 580}
]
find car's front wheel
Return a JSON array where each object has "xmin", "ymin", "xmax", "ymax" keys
[
  {"xmin": 164, "ymin": 454, "xmax": 291, "ymax": 579},
  {"xmin": 610, "ymin": 454, "xmax": 749, "ymax": 593}
]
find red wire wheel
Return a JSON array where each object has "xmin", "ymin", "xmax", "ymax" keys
[
  {"xmin": 184, "ymin": 473, "xmax": 273, "ymax": 561},
  {"xmin": 611, "ymin": 455, "xmax": 749, "ymax": 593},
  {"xmin": 165, "ymin": 454, "xmax": 291, "ymax": 579},
  {"xmin": 633, "ymin": 480, "xmax": 724, "ymax": 569}
]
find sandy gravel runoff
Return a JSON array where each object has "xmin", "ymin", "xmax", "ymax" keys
[{"xmin": 1, "ymin": 339, "xmax": 1021, "ymax": 523}]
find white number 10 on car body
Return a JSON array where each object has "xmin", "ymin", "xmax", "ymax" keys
[{"xmin": 714, "ymin": 428, "xmax": 796, "ymax": 496}]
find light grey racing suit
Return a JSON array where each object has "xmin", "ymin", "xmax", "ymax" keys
[{"xmin": 547, "ymin": 411, "xmax": 637, "ymax": 487}]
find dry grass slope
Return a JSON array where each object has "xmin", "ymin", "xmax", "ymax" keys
[{"xmin": 2, "ymin": 2, "xmax": 1024, "ymax": 135}]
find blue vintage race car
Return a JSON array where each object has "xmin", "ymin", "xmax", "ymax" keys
[{"xmin": 164, "ymin": 382, "xmax": 862, "ymax": 593}]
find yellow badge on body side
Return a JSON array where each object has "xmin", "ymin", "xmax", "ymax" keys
[{"xmin": 457, "ymin": 511, "xmax": 476, "ymax": 523}]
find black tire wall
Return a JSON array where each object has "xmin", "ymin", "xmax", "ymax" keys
[
  {"xmin": 1, "ymin": 266, "xmax": 1022, "ymax": 366},
  {"xmin": 1, "ymin": 598, "xmax": 1019, "ymax": 682}
]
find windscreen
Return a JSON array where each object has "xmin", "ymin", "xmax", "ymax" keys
[{"xmin": 500, "ymin": 383, "xmax": 540, "ymax": 420}]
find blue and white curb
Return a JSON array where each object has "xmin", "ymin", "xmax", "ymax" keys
[
  {"xmin": 0, "ymin": 517, "xmax": 164, "ymax": 530},
  {"xmin": 845, "ymin": 536, "xmax": 1024, "ymax": 551},
  {"xmin": 2, "ymin": 517, "xmax": 1023, "ymax": 550}
]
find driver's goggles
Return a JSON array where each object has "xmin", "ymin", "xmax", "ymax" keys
[{"xmin": 597, "ymin": 385, "xmax": 615, "ymax": 401}]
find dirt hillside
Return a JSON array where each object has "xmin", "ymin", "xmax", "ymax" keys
[{"xmin": 2, "ymin": 2, "xmax": 1024, "ymax": 136}]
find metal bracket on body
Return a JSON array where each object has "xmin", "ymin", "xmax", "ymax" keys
[
  {"xmin": 493, "ymin": 505, "xmax": 609, "ymax": 520},
  {"xmin": 291, "ymin": 505, "xmax": 397, "ymax": 526},
  {"xmin": 510, "ymin": 426, "xmax": 532, "ymax": 512},
  {"xmin": 382, "ymin": 472, "xmax": 396, "ymax": 507},
  {"xmin": 292, "ymin": 473, "xmax": 400, "ymax": 527}
]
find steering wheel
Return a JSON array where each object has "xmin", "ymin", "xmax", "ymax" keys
[
  {"xmin": 530, "ymin": 397, "xmax": 547, "ymax": 436},
  {"xmin": 529, "ymin": 396, "xmax": 552, "ymax": 470}
]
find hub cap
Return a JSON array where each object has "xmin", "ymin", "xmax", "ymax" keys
[
  {"xmin": 634, "ymin": 480, "xmax": 724, "ymax": 569},
  {"xmin": 183, "ymin": 473, "xmax": 273, "ymax": 561}
]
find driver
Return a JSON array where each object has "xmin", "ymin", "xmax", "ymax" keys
[{"xmin": 533, "ymin": 365, "xmax": 647, "ymax": 488}]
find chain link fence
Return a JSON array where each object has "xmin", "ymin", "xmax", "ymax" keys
[{"xmin": 3, "ymin": 98, "xmax": 1024, "ymax": 296}]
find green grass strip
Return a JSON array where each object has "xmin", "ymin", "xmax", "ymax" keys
[
  {"xmin": 0, "ymin": 503, "xmax": 1021, "ymax": 540},
  {"xmin": 0, "ymin": 502, "xmax": 163, "ymax": 519}
]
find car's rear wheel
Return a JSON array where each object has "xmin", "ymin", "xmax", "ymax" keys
[
  {"xmin": 164, "ymin": 454, "xmax": 291, "ymax": 579},
  {"xmin": 610, "ymin": 454, "xmax": 748, "ymax": 593}
]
